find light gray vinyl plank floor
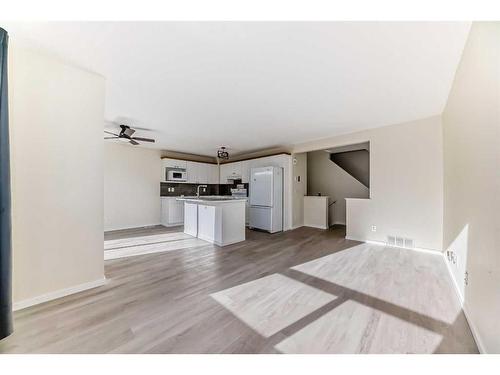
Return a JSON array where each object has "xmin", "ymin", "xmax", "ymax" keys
[{"xmin": 0, "ymin": 225, "xmax": 478, "ymax": 353}]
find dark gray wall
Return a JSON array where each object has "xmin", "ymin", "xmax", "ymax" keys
[
  {"xmin": 330, "ymin": 150, "xmax": 370, "ymax": 187},
  {"xmin": 160, "ymin": 181, "xmax": 248, "ymax": 197}
]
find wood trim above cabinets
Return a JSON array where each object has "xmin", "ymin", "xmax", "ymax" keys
[
  {"xmin": 161, "ymin": 156, "xmax": 218, "ymax": 164},
  {"xmin": 219, "ymin": 152, "xmax": 291, "ymax": 164},
  {"xmin": 161, "ymin": 151, "xmax": 291, "ymax": 165}
]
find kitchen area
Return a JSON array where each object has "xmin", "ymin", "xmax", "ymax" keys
[{"xmin": 160, "ymin": 154, "xmax": 290, "ymax": 246}]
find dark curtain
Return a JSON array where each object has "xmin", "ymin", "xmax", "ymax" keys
[{"xmin": 0, "ymin": 27, "xmax": 12, "ymax": 340}]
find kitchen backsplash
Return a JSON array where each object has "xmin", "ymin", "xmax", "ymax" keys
[{"xmin": 160, "ymin": 182, "xmax": 249, "ymax": 197}]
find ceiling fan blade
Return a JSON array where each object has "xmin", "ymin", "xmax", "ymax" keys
[
  {"xmin": 104, "ymin": 130, "xmax": 119, "ymax": 136},
  {"xmin": 132, "ymin": 137, "xmax": 155, "ymax": 143},
  {"xmin": 129, "ymin": 139, "xmax": 140, "ymax": 146},
  {"xmin": 104, "ymin": 137, "xmax": 119, "ymax": 139}
]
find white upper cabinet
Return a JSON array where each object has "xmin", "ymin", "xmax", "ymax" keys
[
  {"xmin": 247, "ymin": 154, "xmax": 288, "ymax": 169},
  {"xmin": 219, "ymin": 162, "xmax": 242, "ymax": 184},
  {"xmin": 163, "ymin": 154, "xmax": 288, "ymax": 185},
  {"xmin": 197, "ymin": 163, "xmax": 208, "ymax": 184},
  {"xmin": 186, "ymin": 161, "xmax": 197, "ymax": 183},
  {"xmin": 163, "ymin": 158, "xmax": 187, "ymax": 169},
  {"xmin": 187, "ymin": 161, "xmax": 208, "ymax": 184},
  {"xmin": 219, "ymin": 164, "xmax": 231, "ymax": 184},
  {"xmin": 241, "ymin": 160, "xmax": 250, "ymax": 183},
  {"xmin": 162, "ymin": 159, "xmax": 217, "ymax": 184},
  {"xmin": 208, "ymin": 164, "xmax": 219, "ymax": 184}
]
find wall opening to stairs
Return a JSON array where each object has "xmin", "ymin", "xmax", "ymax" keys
[{"xmin": 307, "ymin": 142, "xmax": 370, "ymax": 226}]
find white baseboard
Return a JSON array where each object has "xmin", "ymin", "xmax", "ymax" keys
[
  {"xmin": 304, "ymin": 224, "xmax": 329, "ymax": 230},
  {"xmin": 331, "ymin": 221, "xmax": 346, "ymax": 226},
  {"xmin": 346, "ymin": 236, "xmax": 441, "ymax": 255},
  {"xmin": 162, "ymin": 222, "xmax": 183, "ymax": 227},
  {"xmin": 441, "ymin": 254, "xmax": 486, "ymax": 353},
  {"xmin": 13, "ymin": 277, "xmax": 107, "ymax": 311},
  {"xmin": 462, "ymin": 301, "xmax": 486, "ymax": 354},
  {"xmin": 104, "ymin": 223, "xmax": 162, "ymax": 232}
]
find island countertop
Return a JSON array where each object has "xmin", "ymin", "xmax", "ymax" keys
[{"xmin": 176, "ymin": 196, "xmax": 247, "ymax": 204}]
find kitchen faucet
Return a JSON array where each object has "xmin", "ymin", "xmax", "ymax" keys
[{"xmin": 197, "ymin": 185, "xmax": 208, "ymax": 198}]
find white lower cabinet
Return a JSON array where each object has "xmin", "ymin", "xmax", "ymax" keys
[
  {"xmin": 245, "ymin": 200, "xmax": 250, "ymax": 225},
  {"xmin": 183, "ymin": 202, "xmax": 198, "ymax": 237},
  {"xmin": 161, "ymin": 197, "xmax": 184, "ymax": 226},
  {"xmin": 197, "ymin": 204, "xmax": 216, "ymax": 243},
  {"xmin": 181, "ymin": 200, "xmax": 246, "ymax": 246}
]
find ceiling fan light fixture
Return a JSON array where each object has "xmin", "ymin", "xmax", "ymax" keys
[{"xmin": 104, "ymin": 124, "xmax": 155, "ymax": 145}]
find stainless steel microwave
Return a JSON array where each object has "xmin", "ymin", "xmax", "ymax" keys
[{"xmin": 166, "ymin": 168, "xmax": 187, "ymax": 182}]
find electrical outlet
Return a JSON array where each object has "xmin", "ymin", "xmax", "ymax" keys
[{"xmin": 371, "ymin": 225, "xmax": 377, "ymax": 232}]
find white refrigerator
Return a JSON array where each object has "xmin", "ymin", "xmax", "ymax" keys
[{"xmin": 249, "ymin": 166, "xmax": 283, "ymax": 233}]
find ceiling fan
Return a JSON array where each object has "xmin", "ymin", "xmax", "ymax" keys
[{"xmin": 104, "ymin": 124, "xmax": 155, "ymax": 146}]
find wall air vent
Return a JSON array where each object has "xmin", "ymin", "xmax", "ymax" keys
[
  {"xmin": 395, "ymin": 237, "xmax": 404, "ymax": 247},
  {"xmin": 404, "ymin": 238, "xmax": 414, "ymax": 249},
  {"xmin": 387, "ymin": 236, "xmax": 396, "ymax": 246},
  {"xmin": 387, "ymin": 235, "xmax": 415, "ymax": 249}
]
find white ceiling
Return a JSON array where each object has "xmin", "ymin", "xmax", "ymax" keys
[{"xmin": 5, "ymin": 22, "xmax": 470, "ymax": 156}]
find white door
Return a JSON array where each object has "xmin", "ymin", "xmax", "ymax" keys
[{"xmin": 250, "ymin": 167, "xmax": 274, "ymax": 207}]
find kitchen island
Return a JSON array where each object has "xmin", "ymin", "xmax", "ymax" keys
[{"xmin": 177, "ymin": 196, "xmax": 247, "ymax": 246}]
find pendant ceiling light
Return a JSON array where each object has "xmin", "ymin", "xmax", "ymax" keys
[{"xmin": 217, "ymin": 146, "xmax": 229, "ymax": 160}]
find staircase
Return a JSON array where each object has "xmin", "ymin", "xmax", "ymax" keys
[{"xmin": 329, "ymin": 149, "xmax": 370, "ymax": 188}]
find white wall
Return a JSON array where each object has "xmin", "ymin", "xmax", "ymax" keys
[
  {"xmin": 104, "ymin": 143, "xmax": 162, "ymax": 231},
  {"xmin": 291, "ymin": 153, "xmax": 307, "ymax": 228},
  {"xmin": 9, "ymin": 42, "xmax": 105, "ymax": 305},
  {"xmin": 442, "ymin": 22, "xmax": 500, "ymax": 353},
  {"xmin": 293, "ymin": 116, "xmax": 444, "ymax": 251},
  {"xmin": 307, "ymin": 150, "xmax": 369, "ymax": 225}
]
